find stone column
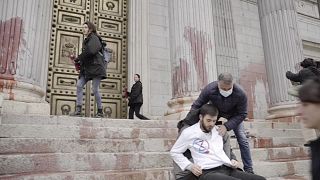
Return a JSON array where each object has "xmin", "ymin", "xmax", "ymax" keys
[
  {"xmin": 257, "ymin": 0, "xmax": 303, "ymax": 119},
  {"xmin": 0, "ymin": 0, "xmax": 52, "ymax": 115},
  {"xmin": 212, "ymin": 0, "xmax": 240, "ymax": 81},
  {"xmin": 165, "ymin": 0, "xmax": 218, "ymax": 119},
  {"xmin": 127, "ymin": 0, "xmax": 151, "ymax": 117}
]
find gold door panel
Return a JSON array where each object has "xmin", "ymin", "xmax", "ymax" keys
[
  {"xmin": 59, "ymin": 0, "xmax": 89, "ymax": 10},
  {"xmin": 97, "ymin": 18, "xmax": 123, "ymax": 34},
  {"xmin": 97, "ymin": 0, "xmax": 124, "ymax": 17},
  {"xmin": 54, "ymin": 30, "xmax": 83, "ymax": 68},
  {"xmin": 47, "ymin": 0, "xmax": 128, "ymax": 118}
]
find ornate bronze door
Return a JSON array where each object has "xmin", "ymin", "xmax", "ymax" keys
[{"xmin": 46, "ymin": 0, "xmax": 128, "ymax": 118}]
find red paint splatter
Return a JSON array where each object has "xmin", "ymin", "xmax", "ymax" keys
[
  {"xmin": 172, "ymin": 59, "xmax": 189, "ymax": 98},
  {"xmin": 0, "ymin": 17, "xmax": 23, "ymax": 100},
  {"xmin": 0, "ymin": 17, "xmax": 22, "ymax": 78},
  {"xmin": 239, "ymin": 63, "xmax": 269, "ymax": 119},
  {"xmin": 172, "ymin": 27, "xmax": 212, "ymax": 98},
  {"xmin": 184, "ymin": 27, "xmax": 211, "ymax": 90}
]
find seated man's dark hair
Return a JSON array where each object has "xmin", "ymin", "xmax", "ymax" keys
[
  {"xmin": 199, "ymin": 104, "xmax": 219, "ymax": 117},
  {"xmin": 298, "ymin": 77, "xmax": 320, "ymax": 103}
]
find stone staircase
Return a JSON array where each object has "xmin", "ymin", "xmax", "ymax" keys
[
  {"xmin": 0, "ymin": 115, "xmax": 311, "ymax": 180},
  {"xmin": 232, "ymin": 120, "xmax": 311, "ymax": 179}
]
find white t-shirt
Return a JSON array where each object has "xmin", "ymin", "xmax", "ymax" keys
[{"xmin": 170, "ymin": 122, "xmax": 232, "ymax": 171}]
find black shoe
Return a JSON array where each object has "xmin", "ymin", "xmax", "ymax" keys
[
  {"xmin": 70, "ymin": 105, "xmax": 82, "ymax": 116},
  {"xmin": 95, "ymin": 109, "xmax": 104, "ymax": 118},
  {"xmin": 244, "ymin": 168, "xmax": 255, "ymax": 174}
]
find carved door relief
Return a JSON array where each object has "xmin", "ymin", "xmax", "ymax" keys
[{"xmin": 47, "ymin": 0, "xmax": 128, "ymax": 118}]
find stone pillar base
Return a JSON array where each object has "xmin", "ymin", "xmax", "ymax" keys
[
  {"xmin": 266, "ymin": 103, "xmax": 298, "ymax": 120},
  {"xmin": 0, "ymin": 81, "xmax": 49, "ymax": 115},
  {"xmin": 2, "ymin": 100, "xmax": 50, "ymax": 115},
  {"xmin": 164, "ymin": 96, "xmax": 198, "ymax": 120}
]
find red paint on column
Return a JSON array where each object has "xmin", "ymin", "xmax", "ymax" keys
[
  {"xmin": 172, "ymin": 59, "xmax": 190, "ymax": 98},
  {"xmin": 184, "ymin": 27, "xmax": 211, "ymax": 90},
  {"xmin": 0, "ymin": 17, "xmax": 23, "ymax": 100}
]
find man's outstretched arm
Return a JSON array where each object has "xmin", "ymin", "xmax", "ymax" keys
[{"xmin": 170, "ymin": 130, "xmax": 193, "ymax": 171}]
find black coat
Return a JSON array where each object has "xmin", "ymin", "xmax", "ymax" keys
[
  {"xmin": 309, "ymin": 137, "xmax": 320, "ymax": 180},
  {"xmin": 128, "ymin": 81, "xmax": 143, "ymax": 106},
  {"xmin": 286, "ymin": 67, "xmax": 320, "ymax": 84},
  {"xmin": 78, "ymin": 33, "xmax": 106, "ymax": 81},
  {"xmin": 184, "ymin": 81, "xmax": 247, "ymax": 131}
]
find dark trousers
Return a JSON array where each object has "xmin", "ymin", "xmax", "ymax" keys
[
  {"xmin": 200, "ymin": 166, "xmax": 265, "ymax": 180},
  {"xmin": 128, "ymin": 103, "xmax": 149, "ymax": 120}
]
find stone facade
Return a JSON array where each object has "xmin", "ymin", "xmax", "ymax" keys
[
  {"xmin": 128, "ymin": 0, "xmax": 171, "ymax": 119},
  {"xmin": 1, "ymin": 0, "xmax": 320, "ymax": 120}
]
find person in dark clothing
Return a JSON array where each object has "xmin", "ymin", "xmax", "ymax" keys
[
  {"xmin": 286, "ymin": 58, "xmax": 320, "ymax": 84},
  {"xmin": 178, "ymin": 73, "xmax": 254, "ymax": 174},
  {"xmin": 70, "ymin": 21, "xmax": 106, "ymax": 118},
  {"xmin": 127, "ymin": 74, "xmax": 149, "ymax": 120},
  {"xmin": 296, "ymin": 78, "xmax": 320, "ymax": 180}
]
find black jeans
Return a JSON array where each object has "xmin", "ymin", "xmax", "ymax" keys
[
  {"xmin": 200, "ymin": 166, "xmax": 266, "ymax": 180},
  {"xmin": 128, "ymin": 103, "xmax": 149, "ymax": 120}
]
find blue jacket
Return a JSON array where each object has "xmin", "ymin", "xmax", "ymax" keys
[{"xmin": 190, "ymin": 81, "xmax": 248, "ymax": 131}]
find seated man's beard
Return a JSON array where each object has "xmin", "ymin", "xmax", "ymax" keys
[{"xmin": 201, "ymin": 120, "xmax": 211, "ymax": 133}]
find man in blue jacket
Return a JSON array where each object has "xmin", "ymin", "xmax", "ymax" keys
[{"xmin": 180, "ymin": 73, "xmax": 254, "ymax": 173}]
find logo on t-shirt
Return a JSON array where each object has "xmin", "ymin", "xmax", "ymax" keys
[{"xmin": 193, "ymin": 138, "xmax": 210, "ymax": 154}]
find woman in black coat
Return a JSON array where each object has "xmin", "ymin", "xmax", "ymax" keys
[
  {"xmin": 70, "ymin": 21, "xmax": 106, "ymax": 117},
  {"xmin": 127, "ymin": 74, "xmax": 149, "ymax": 120}
]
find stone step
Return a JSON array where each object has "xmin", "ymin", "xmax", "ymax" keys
[
  {"xmin": 1, "ymin": 114, "xmax": 178, "ymax": 128},
  {"xmin": 254, "ymin": 159, "xmax": 310, "ymax": 178},
  {"xmin": 0, "ymin": 152, "xmax": 173, "ymax": 175},
  {"xmin": 244, "ymin": 120, "xmax": 302, "ymax": 130},
  {"xmin": 0, "ymin": 138, "xmax": 176, "ymax": 154},
  {"xmin": 233, "ymin": 146, "xmax": 310, "ymax": 162},
  {"xmin": 266, "ymin": 174, "xmax": 310, "ymax": 180},
  {"xmin": 0, "ymin": 168, "xmax": 174, "ymax": 180},
  {"xmin": 2, "ymin": 114, "xmax": 302, "ymax": 130},
  {"xmin": 230, "ymin": 137, "xmax": 306, "ymax": 149},
  {"xmin": 246, "ymin": 128, "xmax": 303, "ymax": 138},
  {"xmin": 0, "ymin": 124, "xmax": 178, "ymax": 139}
]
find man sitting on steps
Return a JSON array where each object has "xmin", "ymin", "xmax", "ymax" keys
[{"xmin": 170, "ymin": 104, "xmax": 266, "ymax": 180}]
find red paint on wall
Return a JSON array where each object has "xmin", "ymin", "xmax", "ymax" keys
[{"xmin": 239, "ymin": 63, "xmax": 269, "ymax": 119}]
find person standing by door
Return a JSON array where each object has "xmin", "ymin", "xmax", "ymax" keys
[
  {"xmin": 70, "ymin": 21, "xmax": 106, "ymax": 117},
  {"xmin": 127, "ymin": 74, "xmax": 149, "ymax": 120}
]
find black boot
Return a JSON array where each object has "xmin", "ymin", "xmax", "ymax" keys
[
  {"xmin": 95, "ymin": 108, "xmax": 103, "ymax": 118},
  {"xmin": 70, "ymin": 105, "xmax": 82, "ymax": 116}
]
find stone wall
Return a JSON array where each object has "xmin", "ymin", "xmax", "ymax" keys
[
  {"xmin": 148, "ymin": 0, "xmax": 172, "ymax": 118},
  {"xmin": 128, "ymin": 0, "xmax": 171, "ymax": 119},
  {"xmin": 231, "ymin": 0, "xmax": 269, "ymax": 119}
]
